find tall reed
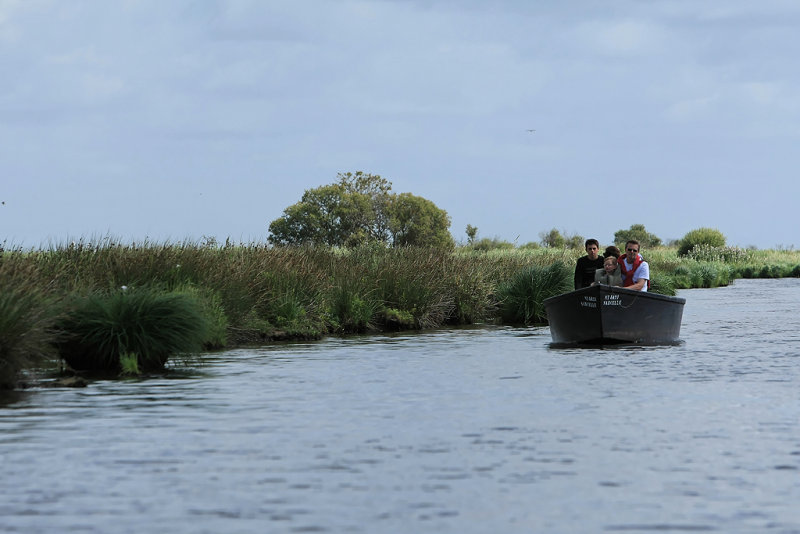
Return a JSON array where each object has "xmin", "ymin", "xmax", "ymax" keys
[
  {"xmin": 0, "ymin": 254, "xmax": 60, "ymax": 388},
  {"xmin": 496, "ymin": 262, "xmax": 573, "ymax": 324}
]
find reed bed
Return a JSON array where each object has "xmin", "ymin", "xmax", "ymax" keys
[{"xmin": 2, "ymin": 240, "xmax": 800, "ymax": 383}]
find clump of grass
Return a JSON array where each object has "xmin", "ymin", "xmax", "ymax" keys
[
  {"xmin": 57, "ymin": 286, "xmax": 209, "ymax": 373},
  {"xmin": 119, "ymin": 352, "xmax": 140, "ymax": 376},
  {"xmin": 497, "ymin": 262, "xmax": 572, "ymax": 325},
  {"xmin": 173, "ymin": 284, "xmax": 229, "ymax": 349},
  {"xmin": 327, "ymin": 285, "xmax": 380, "ymax": 333},
  {"xmin": 374, "ymin": 248, "xmax": 454, "ymax": 329},
  {"xmin": 649, "ymin": 273, "xmax": 677, "ymax": 296},
  {"xmin": 380, "ymin": 307, "xmax": 416, "ymax": 330},
  {"xmin": 0, "ymin": 282, "xmax": 58, "ymax": 389}
]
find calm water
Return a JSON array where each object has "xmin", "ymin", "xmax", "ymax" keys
[{"xmin": 2, "ymin": 278, "xmax": 800, "ymax": 534}]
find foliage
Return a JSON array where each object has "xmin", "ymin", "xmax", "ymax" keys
[
  {"xmin": 0, "ymin": 280, "xmax": 58, "ymax": 388},
  {"xmin": 268, "ymin": 172, "xmax": 453, "ymax": 248},
  {"xmin": 5, "ymin": 237, "xmax": 800, "ymax": 387},
  {"xmin": 387, "ymin": 192, "xmax": 455, "ymax": 248},
  {"xmin": 686, "ymin": 244, "xmax": 752, "ymax": 263},
  {"xmin": 678, "ymin": 227, "xmax": 726, "ymax": 256},
  {"xmin": 374, "ymin": 248, "xmax": 455, "ymax": 329},
  {"xmin": 465, "ymin": 224, "xmax": 478, "ymax": 244},
  {"xmin": 173, "ymin": 284, "xmax": 229, "ymax": 349},
  {"xmin": 326, "ymin": 285, "xmax": 380, "ymax": 333},
  {"xmin": 57, "ymin": 286, "xmax": 209, "ymax": 373},
  {"xmin": 614, "ymin": 224, "xmax": 662, "ymax": 248},
  {"xmin": 539, "ymin": 228, "xmax": 583, "ymax": 250},
  {"xmin": 649, "ymin": 274, "xmax": 677, "ymax": 296},
  {"xmin": 496, "ymin": 262, "xmax": 573, "ymax": 325}
]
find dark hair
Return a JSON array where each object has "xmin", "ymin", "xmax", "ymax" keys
[
  {"xmin": 604, "ymin": 245, "xmax": 620, "ymax": 258},
  {"xmin": 585, "ymin": 238, "xmax": 599, "ymax": 248},
  {"xmin": 625, "ymin": 239, "xmax": 640, "ymax": 248}
]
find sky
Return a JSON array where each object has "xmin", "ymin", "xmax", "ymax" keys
[{"xmin": 2, "ymin": 0, "xmax": 799, "ymax": 250}]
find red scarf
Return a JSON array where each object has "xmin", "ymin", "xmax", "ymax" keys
[{"xmin": 619, "ymin": 254, "xmax": 642, "ymax": 287}]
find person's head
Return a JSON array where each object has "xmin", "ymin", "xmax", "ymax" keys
[
  {"xmin": 604, "ymin": 245, "xmax": 620, "ymax": 259},
  {"xmin": 585, "ymin": 238, "xmax": 600, "ymax": 260},
  {"xmin": 604, "ymin": 256, "xmax": 618, "ymax": 273},
  {"xmin": 625, "ymin": 240, "xmax": 641, "ymax": 261}
]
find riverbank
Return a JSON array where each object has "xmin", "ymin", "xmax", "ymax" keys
[{"xmin": 2, "ymin": 241, "xmax": 799, "ymax": 385}]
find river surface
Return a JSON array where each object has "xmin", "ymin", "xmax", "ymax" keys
[{"xmin": 1, "ymin": 278, "xmax": 800, "ymax": 534}]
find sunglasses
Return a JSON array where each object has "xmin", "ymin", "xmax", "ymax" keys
[{"xmin": 627, "ymin": 248, "xmax": 639, "ymax": 252}]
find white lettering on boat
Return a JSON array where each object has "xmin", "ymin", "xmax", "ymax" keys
[
  {"xmin": 603, "ymin": 295, "xmax": 622, "ymax": 306},
  {"xmin": 581, "ymin": 296, "xmax": 597, "ymax": 308}
]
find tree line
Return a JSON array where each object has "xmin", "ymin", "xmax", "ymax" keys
[{"xmin": 269, "ymin": 171, "xmax": 728, "ymax": 255}]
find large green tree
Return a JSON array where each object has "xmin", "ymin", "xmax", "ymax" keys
[
  {"xmin": 614, "ymin": 224, "xmax": 662, "ymax": 248},
  {"xmin": 388, "ymin": 193, "xmax": 454, "ymax": 249},
  {"xmin": 268, "ymin": 172, "xmax": 453, "ymax": 248}
]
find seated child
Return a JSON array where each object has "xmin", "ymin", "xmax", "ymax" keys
[{"xmin": 592, "ymin": 256, "xmax": 623, "ymax": 286}]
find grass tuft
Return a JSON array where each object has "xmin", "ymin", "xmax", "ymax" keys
[
  {"xmin": 57, "ymin": 286, "xmax": 209, "ymax": 373},
  {"xmin": 497, "ymin": 262, "xmax": 573, "ymax": 325}
]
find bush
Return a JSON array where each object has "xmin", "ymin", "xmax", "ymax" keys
[
  {"xmin": 678, "ymin": 228, "xmax": 726, "ymax": 256},
  {"xmin": 57, "ymin": 287, "xmax": 209, "ymax": 373},
  {"xmin": 497, "ymin": 262, "xmax": 572, "ymax": 324}
]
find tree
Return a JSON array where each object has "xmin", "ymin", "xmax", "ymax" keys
[
  {"xmin": 614, "ymin": 224, "xmax": 662, "ymax": 249},
  {"xmin": 387, "ymin": 193, "xmax": 454, "ymax": 248},
  {"xmin": 268, "ymin": 172, "xmax": 453, "ymax": 248},
  {"xmin": 540, "ymin": 228, "xmax": 566, "ymax": 248},
  {"xmin": 539, "ymin": 228, "xmax": 584, "ymax": 250},
  {"xmin": 465, "ymin": 224, "xmax": 478, "ymax": 244}
]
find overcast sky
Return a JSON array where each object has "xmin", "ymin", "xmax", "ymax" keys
[{"xmin": 2, "ymin": 0, "xmax": 799, "ymax": 249}]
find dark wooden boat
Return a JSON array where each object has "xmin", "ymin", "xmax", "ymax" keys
[{"xmin": 543, "ymin": 284, "xmax": 685, "ymax": 345}]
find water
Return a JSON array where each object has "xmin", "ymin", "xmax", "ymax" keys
[{"xmin": 2, "ymin": 278, "xmax": 800, "ymax": 533}]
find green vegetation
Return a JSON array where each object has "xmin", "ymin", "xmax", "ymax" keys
[
  {"xmin": 2, "ymin": 233, "xmax": 800, "ymax": 387},
  {"xmin": 0, "ymin": 281, "xmax": 58, "ymax": 389},
  {"xmin": 614, "ymin": 224, "xmax": 662, "ymax": 248},
  {"xmin": 268, "ymin": 172, "xmax": 454, "ymax": 248},
  {"xmin": 497, "ymin": 262, "xmax": 573, "ymax": 324},
  {"xmin": 677, "ymin": 227, "xmax": 727, "ymax": 256},
  {"xmin": 57, "ymin": 286, "xmax": 209, "ymax": 373},
  {"xmin": 539, "ymin": 228, "xmax": 584, "ymax": 249}
]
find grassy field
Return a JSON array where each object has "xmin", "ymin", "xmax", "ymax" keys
[{"xmin": 2, "ymin": 241, "xmax": 799, "ymax": 384}]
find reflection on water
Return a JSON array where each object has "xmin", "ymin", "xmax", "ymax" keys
[{"xmin": 2, "ymin": 279, "xmax": 800, "ymax": 533}]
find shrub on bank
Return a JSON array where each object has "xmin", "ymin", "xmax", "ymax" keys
[
  {"xmin": 496, "ymin": 262, "xmax": 572, "ymax": 324},
  {"xmin": 57, "ymin": 286, "xmax": 209, "ymax": 373},
  {"xmin": 678, "ymin": 228, "xmax": 726, "ymax": 256}
]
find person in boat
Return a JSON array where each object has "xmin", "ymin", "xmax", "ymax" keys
[
  {"xmin": 592, "ymin": 255, "xmax": 623, "ymax": 286},
  {"xmin": 619, "ymin": 239, "xmax": 650, "ymax": 291},
  {"xmin": 603, "ymin": 245, "xmax": 621, "ymax": 259},
  {"xmin": 574, "ymin": 238, "xmax": 605, "ymax": 289}
]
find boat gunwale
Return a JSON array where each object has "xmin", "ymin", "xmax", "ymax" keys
[{"xmin": 543, "ymin": 284, "xmax": 686, "ymax": 307}]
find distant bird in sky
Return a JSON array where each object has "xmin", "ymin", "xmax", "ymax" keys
[{"xmin": 526, "ymin": 129, "xmax": 536, "ymax": 133}]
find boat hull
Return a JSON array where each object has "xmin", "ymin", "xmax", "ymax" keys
[{"xmin": 543, "ymin": 285, "xmax": 685, "ymax": 345}]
